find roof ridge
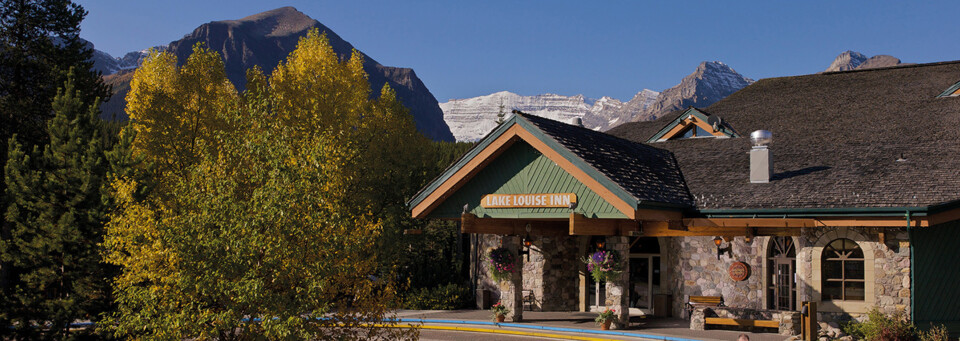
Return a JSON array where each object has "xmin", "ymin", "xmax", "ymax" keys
[
  {"xmin": 515, "ymin": 111, "xmax": 669, "ymax": 152},
  {"xmin": 821, "ymin": 59, "xmax": 960, "ymax": 75}
]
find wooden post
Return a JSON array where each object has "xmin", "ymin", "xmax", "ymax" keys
[{"xmin": 801, "ymin": 301, "xmax": 818, "ymax": 341}]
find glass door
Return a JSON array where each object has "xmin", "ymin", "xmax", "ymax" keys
[{"xmin": 628, "ymin": 255, "xmax": 660, "ymax": 314}]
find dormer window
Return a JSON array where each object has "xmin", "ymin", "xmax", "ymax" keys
[
  {"xmin": 678, "ymin": 125, "xmax": 714, "ymax": 139},
  {"xmin": 937, "ymin": 81, "xmax": 960, "ymax": 98},
  {"xmin": 647, "ymin": 107, "xmax": 739, "ymax": 142}
]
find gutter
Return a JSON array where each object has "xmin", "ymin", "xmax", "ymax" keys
[{"xmin": 907, "ymin": 210, "xmax": 915, "ymax": 322}]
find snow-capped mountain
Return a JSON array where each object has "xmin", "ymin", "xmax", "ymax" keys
[
  {"xmin": 440, "ymin": 92, "xmax": 596, "ymax": 142},
  {"xmin": 88, "ymin": 44, "xmax": 168, "ymax": 75},
  {"xmin": 634, "ymin": 61, "xmax": 754, "ymax": 123},
  {"xmin": 441, "ymin": 61, "xmax": 753, "ymax": 141}
]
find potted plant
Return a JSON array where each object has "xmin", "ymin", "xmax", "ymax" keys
[
  {"xmin": 583, "ymin": 249, "xmax": 623, "ymax": 282},
  {"xmin": 491, "ymin": 301, "xmax": 510, "ymax": 323},
  {"xmin": 487, "ymin": 247, "xmax": 516, "ymax": 282},
  {"xmin": 595, "ymin": 308, "xmax": 616, "ymax": 330}
]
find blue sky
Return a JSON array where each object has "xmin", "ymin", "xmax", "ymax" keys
[{"xmin": 76, "ymin": 0, "xmax": 960, "ymax": 102}]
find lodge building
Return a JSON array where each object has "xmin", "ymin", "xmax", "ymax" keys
[{"xmin": 408, "ymin": 61, "xmax": 960, "ymax": 334}]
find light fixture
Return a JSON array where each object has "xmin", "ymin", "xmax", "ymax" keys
[
  {"xmin": 713, "ymin": 236, "xmax": 731, "ymax": 260},
  {"xmin": 595, "ymin": 239, "xmax": 605, "ymax": 250},
  {"xmin": 519, "ymin": 224, "xmax": 533, "ymax": 260},
  {"xmin": 744, "ymin": 235, "xmax": 753, "ymax": 244}
]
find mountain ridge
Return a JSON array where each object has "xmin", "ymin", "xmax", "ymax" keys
[
  {"xmin": 94, "ymin": 6, "xmax": 454, "ymax": 141},
  {"xmin": 440, "ymin": 61, "xmax": 754, "ymax": 141}
]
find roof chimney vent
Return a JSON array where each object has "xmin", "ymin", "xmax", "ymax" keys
[
  {"xmin": 568, "ymin": 117, "xmax": 584, "ymax": 127},
  {"xmin": 750, "ymin": 130, "xmax": 773, "ymax": 183}
]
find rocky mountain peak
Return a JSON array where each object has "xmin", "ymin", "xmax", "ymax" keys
[
  {"xmin": 230, "ymin": 6, "xmax": 317, "ymax": 38},
  {"xmin": 93, "ymin": 6, "xmax": 454, "ymax": 141},
  {"xmin": 632, "ymin": 61, "xmax": 753, "ymax": 122},
  {"xmin": 825, "ymin": 50, "xmax": 868, "ymax": 72},
  {"xmin": 825, "ymin": 51, "xmax": 901, "ymax": 72}
]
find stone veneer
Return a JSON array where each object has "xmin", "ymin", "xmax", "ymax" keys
[
  {"xmin": 476, "ymin": 234, "xmax": 580, "ymax": 312},
  {"xmin": 664, "ymin": 226, "xmax": 910, "ymax": 325},
  {"xmin": 472, "ymin": 226, "xmax": 910, "ymax": 328}
]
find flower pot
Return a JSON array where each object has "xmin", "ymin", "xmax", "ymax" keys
[
  {"xmin": 496, "ymin": 315, "xmax": 506, "ymax": 323},
  {"xmin": 601, "ymin": 320, "xmax": 612, "ymax": 330}
]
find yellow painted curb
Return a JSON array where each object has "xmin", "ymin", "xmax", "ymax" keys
[{"xmin": 373, "ymin": 323, "xmax": 621, "ymax": 341}]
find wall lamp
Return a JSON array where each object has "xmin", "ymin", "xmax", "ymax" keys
[
  {"xmin": 519, "ymin": 224, "xmax": 533, "ymax": 260},
  {"xmin": 713, "ymin": 236, "xmax": 732, "ymax": 260}
]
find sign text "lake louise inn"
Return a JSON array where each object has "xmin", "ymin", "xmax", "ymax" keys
[{"xmin": 480, "ymin": 193, "xmax": 577, "ymax": 209}]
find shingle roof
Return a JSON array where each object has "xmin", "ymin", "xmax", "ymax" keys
[
  {"xmin": 517, "ymin": 113, "xmax": 694, "ymax": 207},
  {"xmin": 607, "ymin": 61, "xmax": 960, "ymax": 210}
]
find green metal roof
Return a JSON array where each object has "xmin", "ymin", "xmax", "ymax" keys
[{"xmin": 408, "ymin": 113, "xmax": 695, "ymax": 217}]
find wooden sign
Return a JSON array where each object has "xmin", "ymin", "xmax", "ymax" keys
[
  {"xmin": 728, "ymin": 262, "xmax": 750, "ymax": 281},
  {"xmin": 481, "ymin": 193, "xmax": 577, "ymax": 209}
]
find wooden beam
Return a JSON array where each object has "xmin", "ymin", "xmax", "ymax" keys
[
  {"xmin": 569, "ymin": 213, "xmax": 638, "ymax": 236},
  {"xmin": 635, "ymin": 208, "xmax": 683, "ymax": 221},
  {"xmin": 642, "ymin": 222, "xmax": 751, "ymax": 237},
  {"xmin": 641, "ymin": 221, "xmax": 803, "ymax": 237},
  {"xmin": 412, "ymin": 126, "xmax": 522, "ymax": 218},
  {"xmin": 687, "ymin": 218, "xmax": 819, "ymax": 228},
  {"xmin": 928, "ymin": 207, "xmax": 960, "ymax": 226},
  {"xmin": 814, "ymin": 218, "xmax": 928, "ymax": 228},
  {"xmin": 460, "ymin": 213, "xmax": 568, "ymax": 236}
]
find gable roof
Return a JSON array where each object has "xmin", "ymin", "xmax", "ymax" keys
[
  {"xmin": 608, "ymin": 60, "xmax": 960, "ymax": 211},
  {"xmin": 647, "ymin": 107, "xmax": 740, "ymax": 142},
  {"xmin": 408, "ymin": 112, "xmax": 694, "ymax": 219}
]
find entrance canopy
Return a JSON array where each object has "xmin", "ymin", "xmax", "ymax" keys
[{"xmin": 408, "ymin": 113, "xmax": 694, "ymax": 235}]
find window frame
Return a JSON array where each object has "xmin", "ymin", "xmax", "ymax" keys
[{"xmin": 821, "ymin": 238, "xmax": 866, "ymax": 302}]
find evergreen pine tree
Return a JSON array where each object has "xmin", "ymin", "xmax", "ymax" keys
[
  {"xmin": 495, "ymin": 97, "xmax": 506, "ymax": 124},
  {"xmin": 1, "ymin": 70, "xmax": 110, "ymax": 339}
]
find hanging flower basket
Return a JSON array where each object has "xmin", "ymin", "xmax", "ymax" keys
[
  {"xmin": 488, "ymin": 247, "xmax": 516, "ymax": 282},
  {"xmin": 583, "ymin": 249, "xmax": 623, "ymax": 283}
]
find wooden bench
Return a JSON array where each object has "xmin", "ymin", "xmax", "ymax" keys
[
  {"xmin": 685, "ymin": 295, "xmax": 724, "ymax": 315},
  {"xmin": 705, "ymin": 317, "xmax": 779, "ymax": 330}
]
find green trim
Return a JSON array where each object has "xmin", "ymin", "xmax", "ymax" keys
[
  {"xmin": 406, "ymin": 115, "xmax": 522, "ymax": 209},
  {"xmin": 936, "ymin": 80, "xmax": 960, "ymax": 98},
  {"xmin": 408, "ymin": 114, "xmax": 643, "ymax": 215},
  {"xmin": 511, "ymin": 116, "xmax": 639, "ymax": 209},
  {"xmin": 646, "ymin": 107, "xmax": 740, "ymax": 143},
  {"xmin": 698, "ymin": 199, "xmax": 960, "ymax": 218}
]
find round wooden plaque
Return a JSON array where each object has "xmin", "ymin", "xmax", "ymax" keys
[{"xmin": 728, "ymin": 262, "xmax": 750, "ymax": 281}]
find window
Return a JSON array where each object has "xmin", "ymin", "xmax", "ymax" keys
[
  {"xmin": 676, "ymin": 125, "xmax": 715, "ymax": 140},
  {"xmin": 821, "ymin": 238, "xmax": 865, "ymax": 301},
  {"xmin": 646, "ymin": 108, "xmax": 739, "ymax": 142}
]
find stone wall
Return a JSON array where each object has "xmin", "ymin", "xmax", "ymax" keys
[
  {"xmin": 475, "ymin": 234, "xmax": 581, "ymax": 312},
  {"xmin": 662, "ymin": 227, "xmax": 910, "ymax": 325},
  {"xmin": 800, "ymin": 227, "xmax": 911, "ymax": 321},
  {"xmin": 665, "ymin": 236, "xmax": 765, "ymax": 318},
  {"xmin": 537, "ymin": 235, "xmax": 581, "ymax": 311},
  {"xmin": 473, "ymin": 225, "xmax": 911, "ymax": 325}
]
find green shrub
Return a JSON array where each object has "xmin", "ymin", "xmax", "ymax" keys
[
  {"xmin": 401, "ymin": 283, "xmax": 474, "ymax": 310},
  {"xmin": 918, "ymin": 324, "xmax": 949, "ymax": 341},
  {"xmin": 842, "ymin": 307, "xmax": 916, "ymax": 341}
]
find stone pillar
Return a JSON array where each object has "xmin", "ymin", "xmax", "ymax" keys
[
  {"xmin": 604, "ymin": 236, "xmax": 630, "ymax": 329},
  {"xmin": 499, "ymin": 235, "xmax": 524, "ymax": 322}
]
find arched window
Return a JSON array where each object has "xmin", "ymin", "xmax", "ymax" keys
[{"xmin": 821, "ymin": 239, "xmax": 865, "ymax": 301}]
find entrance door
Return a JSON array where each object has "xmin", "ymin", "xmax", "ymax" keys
[
  {"xmin": 628, "ymin": 237, "xmax": 661, "ymax": 315},
  {"xmin": 767, "ymin": 237, "xmax": 797, "ymax": 311}
]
